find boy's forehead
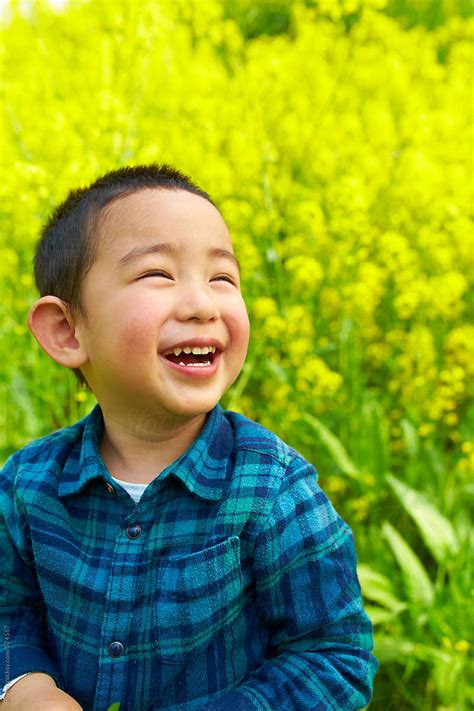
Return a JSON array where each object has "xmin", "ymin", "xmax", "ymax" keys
[
  {"xmin": 98, "ymin": 189, "xmax": 230, "ymax": 247},
  {"xmin": 91, "ymin": 189, "xmax": 239, "ymax": 276}
]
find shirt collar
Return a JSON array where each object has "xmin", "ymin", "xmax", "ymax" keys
[{"xmin": 58, "ymin": 403, "xmax": 233, "ymax": 501}]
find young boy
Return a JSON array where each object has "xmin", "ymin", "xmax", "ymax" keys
[{"xmin": 0, "ymin": 164, "xmax": 378, "ymax": 710}]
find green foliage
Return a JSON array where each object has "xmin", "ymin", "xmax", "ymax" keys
[
  {"xmin": 222, "ymin": 0, "xmax": 294, "ymax": 39},
  {"xmin": 382, "ymin": 521, "xmax": 435, "ymax": 607},
  {"xmin": 1, "ymin": 0, "xmax": 473, "ymax": 708},
  {"xmin": 384, "ymin": 0, "xmax": 473, "ymax": 30},
  {"xmin": 386, "ymin": 473, "xmax": 460, "ymax": 564},
  {"xmin": 301, "ymin": 412, "xmax": 361, "ymax": 478}
]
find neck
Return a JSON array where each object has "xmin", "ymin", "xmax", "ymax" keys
[{"xmin": 98, "ymin": 407, "xmax": 208, "ymax": 484}]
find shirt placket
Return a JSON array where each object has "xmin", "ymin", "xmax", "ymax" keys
[{"xmin": 92, "ymin": 505, "xmax": 145, "ymax": 711}]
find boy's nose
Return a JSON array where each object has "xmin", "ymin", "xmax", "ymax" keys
[{"xmin": 175, "ymin": 286, "xmax": 220, "ymax": 321}]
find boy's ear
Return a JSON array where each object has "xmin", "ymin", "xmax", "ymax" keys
[{"xmin": 27, "ymin": 296, "xmax": 88, "ymax": 369}]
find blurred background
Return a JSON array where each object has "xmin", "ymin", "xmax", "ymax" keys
[{"xmin": 1, "ymin": 0, "xmax": 473, "ymax": 707}]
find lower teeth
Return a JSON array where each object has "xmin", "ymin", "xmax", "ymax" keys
[{"xmin": 178, "ymin": 361, "xmax": 211, "ymax": 367}]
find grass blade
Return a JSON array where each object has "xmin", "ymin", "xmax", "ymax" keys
[
  {"xmin": 386, "ymin": 474, "xmax": 459, "ymax": 564},
  {"xmin": 301, "ymin": 413, "xmax": 359, "ymax": 478},
  {"xmin": 357, "ymin": 564, "xmax": 407, "ymax": 613},
  {"xmin": 400, "ymin": 418, "xmax": 419, "ymax": 458},
  {"xmin": 382, "ymin": 521, "xmax": 435, "ymax": 608},
  {"xmin": 374, "ymin": 635, "xmax": 452, "ymax": 664},
  {"xmin": 364, "ymin": 605, "xmax": 403, "ymax": 625}
]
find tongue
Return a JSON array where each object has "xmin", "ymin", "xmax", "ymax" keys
[{"xmin": 166, "ymin": 352, "xmax": 209, "ymax": 364}]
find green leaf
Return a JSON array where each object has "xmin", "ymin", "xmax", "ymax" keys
[
  {"xmin": 364, "ymin": 604, "xmax": 404, "ymax": 625},
  {"xmin": 360, "ymin": 395, "xmax": 389, "ymax": 478},
  {"xmin": 301, "ymin": 414, "xmax": 359, "ymax": 478},
  {"xmin": 266, "ymin": 359, "xmax": 288, "ymax": 383},
  {"xmin": 381, "ymin": 521, "xmax": 435, "ymax": 608},
  {"xmin": 400, "ymin": 418, "xmax": 419, "ymax": 458},
  {"xmin": 373, "ymin": 636, "xmax": 417, "ymax": 663},
  {"xmin": 374, "ymin": 635, "xmax": 452, "ymax": 665},
  {"xmin": 432, "ymin": 654, "xmax": 466, "ymax": 705},
  {"xmin": 357, "ymin": 564, "xmax": 407, "ymax": 613},
  {"xmin": 107, "ymin": 704, "xmax": 120, "ymax": 711},
  {"xmin": 386, "ymin": 474, "xmax": 459, "ymax": 564}
]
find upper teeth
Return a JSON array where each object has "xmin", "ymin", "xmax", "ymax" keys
[{"xmin": 164, "ymin": 345, "xmax": 217, "ymax": 356}]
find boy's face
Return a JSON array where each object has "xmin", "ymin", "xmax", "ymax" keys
[{"xmin": 75, "ymin": 189, "xmax": 250, "ymax": 423}]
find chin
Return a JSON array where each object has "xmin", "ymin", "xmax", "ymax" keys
[{"xmin": 168, "ymin": 396, "xmax": 220, "ymax": 418}]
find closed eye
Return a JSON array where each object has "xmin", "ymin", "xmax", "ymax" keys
[
  {"xmin": 139, "ymin": 271, "xmax": 172, "ymax": 279},
  {"xmin": 212, "ymin": 275, "xmax": 236, "ymax": 284}
]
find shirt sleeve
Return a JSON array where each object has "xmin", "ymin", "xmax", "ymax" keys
[
  {"xmin": 0, "ymin": 673, "xmax": 31, "ymax": 700},
  {"xmin": 205, "ymin": 457, "xmax": 378, "ymax": 711},
  {"xmin": 0, "ymin": 455, "xmax": 64, "ymax": 690}
]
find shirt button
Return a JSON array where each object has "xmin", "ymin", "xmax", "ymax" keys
[
  {"xmin": 105, "ymin": 483, "xmax": 115, "ymax": 494},
  {"xmin": 108, "ymin": 641, "xmax": 124, "ymax": 658},
  {"xmin": 126, "ymin": 524, "xmax": 142, "ymax": 539}
]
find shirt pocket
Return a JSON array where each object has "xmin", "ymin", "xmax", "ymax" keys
[{"xmin": 153, "ymin": 535, "xmax": 243, "ymax": 664}]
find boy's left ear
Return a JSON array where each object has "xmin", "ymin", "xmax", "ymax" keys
[{"xmin": 27, "ymin": 296, "xmax": 89, "ymax": 369}]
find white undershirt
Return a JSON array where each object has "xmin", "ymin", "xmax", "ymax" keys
[{"xmin": 110, "ymin": 476, "xmax": 149, "ymax": 503}]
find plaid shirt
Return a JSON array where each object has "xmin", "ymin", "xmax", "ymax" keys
[{"xmin": 0, "ymin": 404, "xmax": 377, "ymax": 710}]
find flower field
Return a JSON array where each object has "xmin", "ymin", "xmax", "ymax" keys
[{"xmin": 1, "ymin": 0, "xmax": 473, "ymax": 708}]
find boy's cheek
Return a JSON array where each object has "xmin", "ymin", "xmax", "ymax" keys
[
  {"xmin": 234, "ymin": 303, "xmax": 251, "ymax": 351},
  {"xmin": 120, "ymin": 321, "xmax": 155, "ymax": 357},
  {"xmin": 105, "ymin": 310, "xmax": 159, "ymax": 361}
]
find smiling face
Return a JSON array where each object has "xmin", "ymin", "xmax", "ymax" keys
[{"xmin": 75, "ymin": 189, "xmax": 250, "ymax": 426}]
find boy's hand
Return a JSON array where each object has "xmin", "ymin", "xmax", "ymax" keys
[{"xmin": 1, "ymin": 673, "xmax": 83, "ymax": 710}]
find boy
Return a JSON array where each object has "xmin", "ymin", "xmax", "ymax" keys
[{"xmin": 0, "ymin": 164, "xmax": 377, "ymax": 710}]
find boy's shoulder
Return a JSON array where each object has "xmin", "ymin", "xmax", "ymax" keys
[
  {"xmin": 219, "ymin": 409, "xmax": 320, "ymax": 508},
  {"xmin": 0, "ymin": 411, "xmax": 90, "ymax": 486},
  {"xmin": 223, "ymin": 408, "xmax": 307, "ymax": 470}
]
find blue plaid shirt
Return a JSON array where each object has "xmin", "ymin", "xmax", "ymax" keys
[{"xmin": 0, "ymin": 404, "xmax": 377, "ymax": 710}]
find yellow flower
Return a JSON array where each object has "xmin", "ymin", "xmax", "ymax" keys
[
  {"xmin": 287, "ymin": 337, "xmax": 313, "ymax": 363},
  {"xmin": 458, "ymin": 455, "xmax": 474, "ymax": 473},
  {"xmin": 262, "ymin": 315, "xmax": 287, "ymax": 340},
  {"xmin": 286, "ymin": 255, "xmax": 324, "ymax": 290},
  {"xmin": 428, "ymin": 271, "xmax": 468, "ymax": 319},
  {"xmin": 325, "ymin": 476, "xmax": 348, "ymax": 495},
  {"xmin": 252, "ymin": 297, "xmax": 278, "ymax": 320},
  {"xmin": 296, "ymin": 356, "xmax": 342, "ymax": 398},
  {"xmin": 320, "ymin": 288, "xmax": 341, "ymax": 319},
  {"xmin": 418, "ymin": 423, "xmax": 435, "ymax": 437},
  {"xmin": 445, "ymin": 326, "xmax": 474, "ymax": 376},
  {"xmin": 444, "ymin": 412, "xmax": 458, "ymax": 427}
]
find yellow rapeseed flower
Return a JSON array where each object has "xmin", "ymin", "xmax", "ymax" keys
[
  {"xmin": 444, "ymin": 412, "xmax": 458, "ymax": 427},
  {"xmin": 252, "ymin": 297, "xmax": 278, "ymax": 320}
]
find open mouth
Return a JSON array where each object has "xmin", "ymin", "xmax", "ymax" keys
[{"xmin": 162, "ymin": 345, "xmax": 218, "ymax": 368}]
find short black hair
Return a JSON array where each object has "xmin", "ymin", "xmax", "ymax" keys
[{"xmin": 33, "ymin": 163, "xmax": 215, "ymax": 387}]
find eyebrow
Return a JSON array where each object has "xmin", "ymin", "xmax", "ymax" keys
[{"xmin": 117, "ymin": 242, "xmax": 240, "ymax": 272}]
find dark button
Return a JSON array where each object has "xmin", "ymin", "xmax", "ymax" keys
[
  {"xmin": 108, "ymin": 641, "xmax": 124, "ymax": 658},
  {"xmin": 105, "ymin": 483, "xmax": 115, "ymax": 494},
  {"xmin": 126, "ymin": 524, "xmax": 142, "ymax": 539}
]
